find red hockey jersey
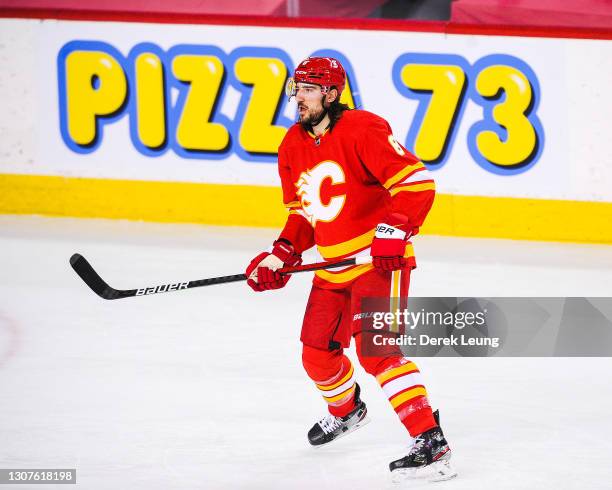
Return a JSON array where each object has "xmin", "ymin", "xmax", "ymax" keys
[{"xmin": 277, "ymin": 110, "xmax": 435, "ymax": 289}]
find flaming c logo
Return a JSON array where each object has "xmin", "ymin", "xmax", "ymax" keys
[{"xmin": 296, "ymin": 161, "xmax": 346, "ymax": 225}]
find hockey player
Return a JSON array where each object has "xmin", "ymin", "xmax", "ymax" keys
[{"xmin": 245, "ymin": 57, "xmax": 456, "ymax": 482}]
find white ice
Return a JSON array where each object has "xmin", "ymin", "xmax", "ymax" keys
[{"xmin": 1, "ymin": 215, "xmax": 612, "ymax": 489}]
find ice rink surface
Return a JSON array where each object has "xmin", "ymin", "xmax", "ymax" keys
[{"xmin": 1, "ymin": 215, "xmax": 612, "ymax": 489}]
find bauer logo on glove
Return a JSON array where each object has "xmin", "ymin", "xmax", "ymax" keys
[{"xmin": 375, "ymin": 224, "xmax": 407, "ymax": 239}]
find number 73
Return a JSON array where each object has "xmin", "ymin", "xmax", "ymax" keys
[{"xmin": 393, "ymin": 53, "xmax": 544, "ymax": 175}]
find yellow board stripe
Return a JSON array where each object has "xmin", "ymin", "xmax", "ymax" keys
[
  {"xmin": 390, "ymin": 386, "xmax": 428, "ymax": 409},
  {"xmin": 323, "ymin": 385, "xmax": 355, "ymax": 403},
  {"xmin": 0, "ymin": 174, "xmax": 287, "ymax": 227},
  {"xmin": 316, "ymin": 365, "xmax": 354, "ymax": 391},
  {"xmin": 376, "ymin": 362, "xmax": 418, "ymax": 385},
  {"xmin": 389, "ymin": 182, "xmax": 436, "ymax": 196},
  {"xmin": 383, "ymin": 162, "xmax": 426, "ymax": 189},
  {"xmin": 2, "ymin": 174, "xmax": 612, "ymax": 243},
  {"xmin": 404, "ymin": 242, "xmax": 415, "ymax": 258},
  {"xmin": 422, "ymin": 192, "xmax": 612, "ymax": 243}
]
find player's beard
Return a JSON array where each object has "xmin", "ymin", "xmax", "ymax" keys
[{"xmin": 299, "ymin": 98, "xmax": 327, "ymax": 128}]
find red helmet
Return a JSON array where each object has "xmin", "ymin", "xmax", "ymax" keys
[{"xmin": 286, "ymin": 57, "xmax": 346, "ymax": 98}]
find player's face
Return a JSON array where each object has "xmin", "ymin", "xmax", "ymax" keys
[{"xmin": 295, "ymin": 83, "xmax": 325, "ymax": 125}]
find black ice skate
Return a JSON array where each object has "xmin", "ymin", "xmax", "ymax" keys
[
  {"xmin": 308, "ymin": 383, "xmax": 370, "ymax": 446},
  {"xmin": 389, "ymin": 420, "xmax": 457, "ymax": 483}
]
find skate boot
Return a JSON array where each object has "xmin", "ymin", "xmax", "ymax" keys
[
  {"xmin": 308, "ymin": 383, "xmax": 370, "ymax": 446},
  {"xmin": 389, "ymin": 420, "xmax": 457, "ymax": 483}
]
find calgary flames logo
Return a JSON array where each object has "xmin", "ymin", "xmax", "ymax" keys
[{"xmin": 295, "ymin": 160, "xmax": 346, "ymax": 225}]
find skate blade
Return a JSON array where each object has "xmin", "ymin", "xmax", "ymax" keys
[
  {"xmin": 391, "ymin": 459, "xmax": 457, "ymax": 484},
  {"xmin": 312, "ymin": 416, "xmax": 371, "ymax": 449}
]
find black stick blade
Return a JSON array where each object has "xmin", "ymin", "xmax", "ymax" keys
[{"xmin": 70, "ymin": 253, "xmax": 120, "ymax": 300}]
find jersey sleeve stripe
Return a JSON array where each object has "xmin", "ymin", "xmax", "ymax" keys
[
  {"xmin": 383, "ymin": 162, "xmax": 426, "ymax": 190},
  {"xmin": 389, "ymin": 166, "xmax": 433, "ymax": 189},
  {"xmin": 389, "ymin": 181, "xmax": 436, "ymax": 196}
]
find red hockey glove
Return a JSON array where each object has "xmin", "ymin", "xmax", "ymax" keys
[
  {"xmin": 245, "ymin": 240, "xmax": 302, "ymax": 292},
  {"xmin": 371, "ymin": 222, "xmax": 412, "ymax": 271}
]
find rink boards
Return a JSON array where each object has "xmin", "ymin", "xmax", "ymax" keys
[{"xmin": 0, "ymin": 14, "xmax": 611, "ymax": 242}]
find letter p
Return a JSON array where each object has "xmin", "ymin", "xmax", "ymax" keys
[{"xmin": 59, "ymin": 44, "xmax": 127, "ymax": 148}]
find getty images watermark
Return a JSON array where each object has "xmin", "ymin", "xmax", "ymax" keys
[
  {"xmin": 369, "ymin": 307, "xmax": 498, "ymax": 349},
  {"xmin": 358, "ymin": 297, "xmax": 612, "ymax": 357}
]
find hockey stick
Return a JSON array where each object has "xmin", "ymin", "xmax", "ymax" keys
[{"xmin": 69, "ymin": 253, "xmax": 370, "ymax": 300}]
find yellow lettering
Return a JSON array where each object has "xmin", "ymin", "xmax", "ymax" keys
[
  {"xmin": 339, "ymin": 78, "xmax": 356, "ymax": 109},
  {"xmin": 65, "ymin": 51, "xmax": 127, "ymax": 145},
  {"xmin": 475, "ymin": 65, "xmax": 537, "ymax": 166},
  {"xmin": 400, "ymin": 64, "xmax": 465, "ymax": 162},
  {"xmin": 172, "ymin": 55, "xmax": 229, "ymax": 151},
  {"xmin": 234, "ymin": 57, "xmax": 288, "ymax": 154},
  {"xmin": 134, "ymin": 52, "xmax": 166, "ymax": 148}
]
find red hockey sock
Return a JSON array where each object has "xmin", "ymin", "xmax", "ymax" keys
[
  {"xmin": 356, "ymin": 333, "xmax": 437, "ymax": 436},
  {"xmin": 302, "ymin": 344, "xmax": 356, "ymax": 418},
  {"xmin": 375, "ymin": 358, "xmax": 437, "ymax": 437}
]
